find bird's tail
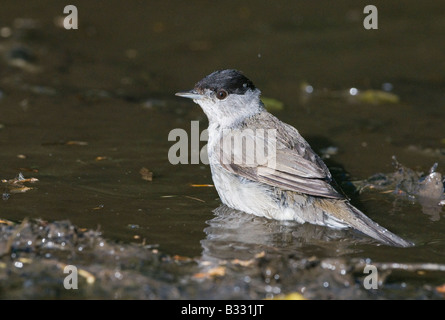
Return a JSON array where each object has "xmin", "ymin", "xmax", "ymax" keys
[{"xmin": 342, "ymin": 202, "xmax": 413, "ymax": 248}]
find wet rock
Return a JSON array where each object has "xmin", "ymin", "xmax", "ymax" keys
[
  {"xmin": 353, "ymin": 157, "xmax": 445, "ymax": 220},
  {"xmin": 1, "ymin": 218, "xmax": 445, "ymax": 299}
]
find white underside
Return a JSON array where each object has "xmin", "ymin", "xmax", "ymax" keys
[{"xmin": 210, "ymin": 162, "xmax": 349, "ymax": 229}]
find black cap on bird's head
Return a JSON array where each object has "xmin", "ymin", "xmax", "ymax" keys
[
  {"xmin": 175, "ymin": 69, "xmax": 263, "ymax": 124},
  {"xmin": 175, "ymin": 69, "xmax": 256, "ymax": 100},
  {"xmin": 195, "ymin": 69, "xmax": 256, "ymax": 95}
]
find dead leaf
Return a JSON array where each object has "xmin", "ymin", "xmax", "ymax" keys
[
  {"xmin": 193, "ymin": 266, "xmax": 226, "ymax": 279},
  {"xmin": 78, "ymin": 268, "xmax": 96, "ymax": 284},
  {"xmin": 18, "ymin": 257, "xmax": 33, "ymax": 264},
  {"xmin": 254, "ymin": 251, "xmax": 266, "ymax": 259},
  {"xmin": 139, "ymin": 167, "xmax": 153, "ymax": 181},
  {"xmin": 10, "ymin": 186, "xmax": 32, "ymax": 193},
  {"xmin": 19, "ymin": 178, "xmax": 38, "ymax": 183},
  {"xmin": 4, "ymin": 173, "xmax": 38, "ymax": 185},
  {"xmin": 0, "ymin": 219, "xmax": 14, "ymax": 226},
  {"xmin": 357, "ymin": 89, "xmax": 400, "ymax": 104},
  {"xmin": 436, "ymin": 284, "xmax": 445, "ymax": 294},
  {"xmin": 66, "ymin": 141, "xmax": 88, "ymax": 146},
  {"xmin": 173, "ymin": 255, "xmax": 192, "ymax": 262},
  {"xmin": 267, "ymin": 292, "xmax": 307, "ymax": 300},
  {"xmin": 1, "ymin": 174, "xmax": 38, "ymax": 197},
  {"xmin": 231, "ymin": 259, "xmax": 255, "ymax": 267}
]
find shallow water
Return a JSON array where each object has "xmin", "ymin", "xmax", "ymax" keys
[{"xmin": 0, "ymin": 1, "xmax": 445, "ymax": 299}]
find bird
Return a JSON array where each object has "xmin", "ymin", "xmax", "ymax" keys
[{"xmin": 175, "ymin": 69, "xmax": 412, "ymax": 247}]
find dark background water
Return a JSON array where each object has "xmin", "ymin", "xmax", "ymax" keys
[{"xmin": 0, "ymin": 0, "xmax": 444, "ymax": 299}]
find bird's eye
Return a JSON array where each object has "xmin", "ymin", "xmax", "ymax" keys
[{"xmin": 216, "ymin": 89, "xmax": 228, "ymax": 100}]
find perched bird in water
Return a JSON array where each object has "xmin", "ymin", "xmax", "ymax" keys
[{"xmin": 176, "ymin": 69, "xmax": 412, "ymax": 247}]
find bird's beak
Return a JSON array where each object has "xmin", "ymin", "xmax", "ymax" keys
[{"xmin": 175, "ymin": 90, "xmax": 204, "ymax": 100}]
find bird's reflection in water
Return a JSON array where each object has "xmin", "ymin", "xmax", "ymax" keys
[{"xmin": 200, "ymin": 205, "xmax": 376, "ymax": 265}]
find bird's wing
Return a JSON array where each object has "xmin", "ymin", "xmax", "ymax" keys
[{"xmin": 217, "ymin": 112, "xmax": 345, "ymax": 199}]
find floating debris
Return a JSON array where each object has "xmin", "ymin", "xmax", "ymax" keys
[
  {"xmin": 2, "ymin": 172, "xmax": 39, "ymax": 185},
  {"xmin": 298, "ymin": 82, "xmax": 400, "ymax": 105},
  {"xmin": 355, "ymin": 89, "xmax": 400, "ymax": 104},
  {"xmin": 193, "ymin": 266, "xmax": 226, "ymax": 279},
  {"xmin": 139, "ymin": 167, "xmax": 153, "ymax": 181},
  {"xmin": 10, "ymin": 186, "xmax": 32, "ymax": 194},
  {"xmin": 184, "ymin": 195, "xmax": 205, "ymax": 203},
  {"xmin": 262, "ymin": 97, "xmax": 284, "ymax": 111},
  {"xmin": 267, "ymin": 292, "xmax": 306, "ymax": 300},
  {"xmin": 65, "ymin": 140, "xmax": 88, "ymax": 146},
  {"xmin": 436, "ymin": 283, "xmax": 445, "ymax": 294},
  {"xmin": 1, "ymin": 172, "xmax": 39, "ymax": 199},
  {"xmin": 0, "ymin": 219, "xmax": 14, "ymax": 226},
  {"xmin": 41, "ymin": 140, "xmax": 89, "ymax": 146},
  {"xmin": 172, "ymin": 255, "xmax": 193, "ymax": 262}
]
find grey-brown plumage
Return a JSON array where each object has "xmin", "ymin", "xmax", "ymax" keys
[
  {"xmin": 176, "ymin": 69, "xmax": 413, "ymax": 247},
  {"xmin": 219, "ymin": 111, "xmax": 344, "ymax": 199}
]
